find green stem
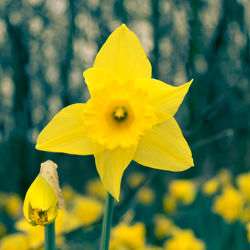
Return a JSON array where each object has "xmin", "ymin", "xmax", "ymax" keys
[
  {"xmin": 45, "ymin": 222, "xmax": 55, "ymax": 250},
  {"xmin": 100, "ymin": 192, "xmax": 115, "ymax": 250}
]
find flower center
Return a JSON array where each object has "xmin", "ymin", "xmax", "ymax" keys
[
  {"xmin": 83, "ymin": 79, "xmax": 158, "ymax": 149},
  {"xmin": 29, "ymin": 206, "xmax": 48, "ymax": 225},
  {"xmin": 112, "ymin": 106, "xmax": 128, "ymax": 122}
]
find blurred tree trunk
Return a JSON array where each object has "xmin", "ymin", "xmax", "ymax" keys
[
  {"xmin": 114, "ymin": 0, "xmax": 127, "ymax": 24},
  {"xmin": 60, "ymin": 0, "xmax": 76, "ymax": 107},
  {"xmin": 6, "ymin": 18, "xmax": 31, "ymax": 195},
  {"xmin": 187, "ymin": 0, "xmax": 203, "ymax": 125},
  {"xmin": 238, "ymin": 33, "xmax": 250, "ymax": 172},
  {"xmin": 151, "ymin": 0, "xmax": 160, "ymax": 78},
  {"xmin": 95, "ymin": 1, "xmax": 111, "ymax": 50}
]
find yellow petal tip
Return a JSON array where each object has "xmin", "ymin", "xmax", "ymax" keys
[
  {"xmin": 115, "ymin": 23, "xmax": 130, "ymax": 36},
  {"xmin": 120, "ymin": 23, "xmax": 128, "ymax": 30},
  {"xmin": 35, "ymin": 142, "xmax": 43, "ymax": 151},
  {"xmin": 114, "ymin": 192, "xmax": 120, "ymax": 202},
  {"xmin": 189, "ymin": 78, "xmax": 194, "ymax": 84},
  {"xmin": 185, "ymin": 78, "xmax": 193, "ymax": 87}
]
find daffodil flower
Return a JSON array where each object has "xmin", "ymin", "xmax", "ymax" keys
[{"xmin": 36, "ymin": 24, "xmax": 194, "ymax": 200}]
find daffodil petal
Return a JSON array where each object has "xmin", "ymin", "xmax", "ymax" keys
[
  {"xmin": 36, "ymin": 104, "xmax": 93, "ymax": 155},
  {"xmin": 90, "ymin": 24, "xmax": 151, "ymax": 82},
  {"xmin": 135, "ymin": 78, "xmax": 193, "ymax": 116},
  {"xmin": 134, "ymin": 117, "xmax": 193, "ymax": 172},
  {"xmin": 28, "ymin": 176, "xmax": 57, "ymax": 210},
  {"xmin": 23, "ymin": 192, "xmax": 30, "ymax": 222},
  {"xmin": 83, "ymin": 67, "xmax": 111, "ymax": 95},
  {"xmin": 94, "ymin": 144, "xmax": 137, "ymax": 200}
]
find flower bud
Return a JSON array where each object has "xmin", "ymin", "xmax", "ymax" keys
[
  {"xmin": 23, "ymin": 175, "xmax": 58, "ymax": 226},
  {"xmin": 23, "ymin": 160, "xmax": 62, "ymax": 226}
]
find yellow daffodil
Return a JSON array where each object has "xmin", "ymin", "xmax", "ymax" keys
[
  {"xmin": 246, "ymin": 222, "xmax": 250, "ymax": 243},
  {"xmin": 0, "ymin": 192, "xmax": 22, "ymax": 217},
  {"xmin": 15, "ymin": 218, "xmax": 66, "ymax": 249},
  {"xmin": 236, "ymin": 172, "xmax": 250, "ymax": 201},
  {"xmin": 0, "ymin": 192, "xmax": 8, "ymax": 208},
  {"xmin": 213, "ymin": 187, "xmax": 244, "ymax": 223},
  {"xmin": 62, "ymin": 185, "xmax": 76, "ymax": 203},
  {"xmin": 127, "ymin": 172, "xmax": 145, "ymax": 189},
  {"xmin": 154, "ymin": 215, "xmax": 174, "ymax": 239},
  {"xmin": 0, "ymin": 223, "xmax": 6, "ymax": 236},
  {"xmin": 35, "ymin": 24, "xmax": 194, "ymax": 200},
  {"xmin": 23, "ymin": 175, "xmax": 58, "ymax": 226},
  {"xmin": 55, "ymin": 209, "xmax": 82, "ymax": 234},
  {"xmin": 86, "ymin": 179, "xmax": 107, "ymax": 200},
  {"xmin": 240, "ymin": 206, "xmax": 250, "ymax": 223},
  {"xmin": 169, "ymin": 179, "xmax": 196, "ymax": 205},
  {"xmin": 163, "ymin": 195, "xmax": 177, "ymax": 213},
  {"xmin": 164, "ymin": 229, "xmax": 205, "ymax": 250},
  {"xmin": 145, "ymin": 246, "xmax": 163, "ymax": 250},
  {"xmin": 202, "ymin": 178, "xmax": 219, "ymax": 196},
  {"xmin": 0, "ymin": 233, "xmax": 29, "ymax": 250},
  {"xmin": 217, "ymin": 169, "xmax": 232, "ymax": 187},
  {"xmin": 71, "ymin": 195, "xmax": 103, "ymax": 226},
  {"xmin": 109, "ymin": 222, "xmax": 146, "ymax": 250},
  {"xmin": 4, "ymin": 193, "xmax": 22, "ymax": 218},
  {"xmin": 137, "ymin": 186, "xmax": 155, "ymax": 205}
]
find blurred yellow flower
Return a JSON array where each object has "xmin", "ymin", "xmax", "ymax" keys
[
  {"xmin": 4, "ymin": 194, "xmax": 22, "ymax": 218},
  {"xmin": 217, "ymin": 169, "xmax": 232, "ymax": 187},
  {"xmin": 246, "ymin": 222, "xmax": 250, "ymax": 243},
  {"xmin": 236, "ymin": 172, "xmax": 250, "ymax": 201},
  {"xmin": 202, "ymin": 178, "xmax": 219, "ymax": 196},
  {"xmin": 137, "ymin": 187, "xmax": 155, "ymax": 205},
  {"xmin": 15, "ymin": 219, "xmax": 44, "ymax": 249},
  {"xmin": 0, "ymin": 223, "xmax": 6, "ymax": 236},
  {"xmin": 110, "ymin": 222, "xmax": 146, "ymax": 250},
  {"xmin": 154, "ymin": 215, "xmax": 174, "ymax": 239},
  {"xmin": 55, "ymin": 209, "xmax": 82, "ymax": 234},
  {"xmin": 0, "ymin": 233, "xmax": 29, "ymax": 250},
  {"xmin": 0, "ymin": 192, "xmax": 22, "ymax": 218},
  {"xmin": 15, "ymin": 218, "xmax": 65, "ymax": 249},
  {"xmin": 122, "ymin": 210, "xmax": 135, "ymax": 224},
  {"xmin": 169, "ymin": 180, "xmax": 196, "ymax": 205},
  {"xmin": 164, "ymin": 229, "xmax": 205, "ymax": 250},
  {"xmin": 23, "ymin": 175, "xmax": 58, "ymax": 226},
  {"xmin": 145, "ymin": 246, "xmax": 163, "ymax": 250},
  {"xmin": 0, "ymin": 192, "xmax": 8, "ymax": 208},
  {"xmin": 240, "ymin": 206, "xmax": 250, "ymax": 223},
  {"xmin": 213, "ymin": 187, "xmax": 244, "ymax": 223},
  {"xmin": 62, "ymin": 185, "xmax": 76, "ymax": 203},
  {"xmin": 127, "ymin": 172, "xmax": 145, "ymax": 189},
  {"xmin": 163, "ymin": 195, "xmax": 177, "ymax": 213},
  {"xmin": 35, "ymin": 24, "xmax": 194, "ymax": 200},
  {"xmin": 86, "ymin": 179, "xmax": 107, "ymax": 200},
  {"xmin": 72, "ymin": 195, "xmax": 103, "ymax": 226}
]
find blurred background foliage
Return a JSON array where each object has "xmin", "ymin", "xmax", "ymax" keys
[{"xmin": 0, "ymin": 0, "xmax": 250, "ymax": 249}]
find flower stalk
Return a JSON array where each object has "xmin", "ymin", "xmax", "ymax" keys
[
  {"xmin": 100, "ymin": 192, "xmax": 115, "ymax": 250},
  {"xmin": 45, "ymin": 222, "xmax": 55, "ymax": 250}
]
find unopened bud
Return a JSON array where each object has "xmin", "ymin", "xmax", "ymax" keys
[{"xmin": 23, "ymin": 160, "xmax": 62, "ymax": 226}]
